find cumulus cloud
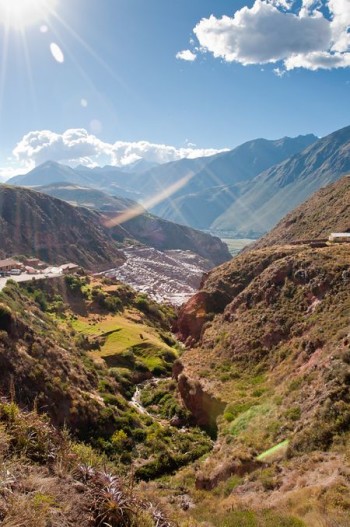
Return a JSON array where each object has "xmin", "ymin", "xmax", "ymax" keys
[
  {"xmin": 7, "ymin": 128, "xmax": 227, "ymax": 176},
  {"xmin": 0, "ymin": 166, "xmax": 26, "ymax": 182},
  {"xmin": 176, "ymin": 49, "xmax": 197, "ymax": 61},
  {"xmin": 186, "ymin": 0, "xmax": 350, "ymax": 71},
  {"xmin": 13, "ymin": 129, "xmax": 111, "ymax": 167}
]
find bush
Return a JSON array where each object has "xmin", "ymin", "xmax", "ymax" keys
[
  {"xmin": 111, "ymin": 430, "xmax": 130, "ymax": 451},
  {"xmin": 65, "ymin": 275, "xmax": 86, "ymax": 293},
  {"xmin": 0, "ymin": 303, "xmax": 13, "ymax": 331},
  {"xmin": 33, "ymin": 289, "xmax": 48, "ymax": 311}
]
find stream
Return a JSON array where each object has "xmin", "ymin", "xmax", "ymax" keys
[
  {"xmin": 130, "ymin": 383, "xmax": 152, "ymax": 417},
  {"xmin": 130, "ymin": 377, "xmax": 185, "ymax": 429}
]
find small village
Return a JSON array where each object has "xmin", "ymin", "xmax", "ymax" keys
[{"xmin": 0, "ymin": 256, "xmax": 80, "ymax": 289}]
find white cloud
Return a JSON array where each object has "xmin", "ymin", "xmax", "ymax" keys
[
  {"xmin": 188, "ymin": 0, "xmax": 350, "ymax": 71},
  {"xmin": 4, "ymin": 128, "xmax": 228, "ymax": 178},
  {"xmin": 273, "ymin": 67, "xmax": 286, "ymax": 76},
  {"xmin": 0, "ymin": 166, "xmax": 26, "ymax": 182},
  {"xmin": 285, "ymin": 50, "xmax": 350, "ymax": 70},
  {"xmin": 176, "ymin": 49, "xmax": 197, "ymax": 61},
  {"xmin": 13, "ymin": 129, "xmax": 111, "ymax": 166}
]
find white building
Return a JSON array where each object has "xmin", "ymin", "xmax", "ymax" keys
[{"xmin": 329, "ymin": 233, "xmax": 350, "ymax": 243}]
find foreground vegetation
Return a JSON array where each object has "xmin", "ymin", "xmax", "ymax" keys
[
  {"xmin": 1, "ymin": 240, "xmax": 350, "ymax": 526},
  {"xmin": 0, "ymin": 398, "xmax": 175, "ymax": 527},
  {"xmin": 0, "ymin": 277, "xmax": 211, "ymax": 484}
]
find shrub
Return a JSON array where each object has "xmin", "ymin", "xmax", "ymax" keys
[
  {"xmin": 0, "ymin": 303, "xmax": 13, "ymax": 331},
  {"xmin": 111, "ymin": 430, "xmax": 130, "ymax": 451}
]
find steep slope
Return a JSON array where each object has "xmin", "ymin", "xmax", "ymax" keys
[
  {"xmin": 149, "ymin": 135, "xmax": 317, "ymax": 228},
  {"xmin": 171, "ymin": 176, "xmax": 350, "ymax": 523},
  {"xmin": 213, "ymin": 125, "xmax": 350, "ymax": 236},
  {"xmin": 175, "ymin": 243, "xmax": 350, "ymax": 520},
  {"xmin": 0, "ymin": 185, "xmax": 124, "ymax": 269},
  {"xmin": 0, "ymin": 403, "xmax": 174, "ymax": 527},
  {"xmin": 38, "ymin": 183, "xmax": 231, "ymax": 266},
  {"xmin": 253, "ymin": 174, "xmax": 350, "ymax": 248}
]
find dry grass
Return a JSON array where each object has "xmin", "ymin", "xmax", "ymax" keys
[{"xmin": 0, "ymin": 400, "xmax": 174, "ymax": 527}]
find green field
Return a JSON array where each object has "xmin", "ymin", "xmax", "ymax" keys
[
  {"xmin": 71, "ymin": 310, "xmax": 177, "ymax": 375},
  {"xmin": 221, "ymin": 238, "xmax": 256, "ymax": 256}
]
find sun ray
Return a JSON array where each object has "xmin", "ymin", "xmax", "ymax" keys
[
  {"xmin": 51, "ymin": 11, "xmax": 129, "ymax": 91},
  {"xmin": 0, "ymin": 23, "xmax": 9, "ymax": 125},
  {"xmin": 47, "ymin": 21, "xmax": 108, "ymax": 99},
  {"xmin": 19, "ymin": 25, "xmax": 38, "ymax": 115},
  {"xmin": 104, "ymin": 173, "xmax": 194, "ymax": 228}
]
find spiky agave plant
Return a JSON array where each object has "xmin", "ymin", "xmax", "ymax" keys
[
  {"xmin": 145, "ymin": 501, "xmax": 175, "ymax": 527},
  {"xmin": 78, "ymin": 467, "xmax": 135, "ymax": 527},
  {"xmin": 76, "ymin": 465, "xmax": 175, "ymax": 527}
]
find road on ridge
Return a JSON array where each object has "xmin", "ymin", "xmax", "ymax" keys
[{"xmin": 0, "ymin": 272, "xmax": 63, "ymax": 291}]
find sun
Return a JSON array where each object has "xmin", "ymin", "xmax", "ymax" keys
[{"xmin": 0, "ymin": 0, "xmax": 57, "ymax": 30}]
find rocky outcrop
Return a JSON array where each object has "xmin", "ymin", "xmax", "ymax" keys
[
  {"xmin": 174, "ymin": 292, "xmax": 212, "ymax": 344},
  {"xmin": 175, "ymin": 369, "xmax": 226, "ymax": 438},
  {"xmin": 176, "ymin": 246, "xmax": 300, "ymax": 345},
  {"xmin": 195, "ymin": 459, "xmax": 262, "ymax": 490}
]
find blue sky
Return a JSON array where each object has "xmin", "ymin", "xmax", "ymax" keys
[{"xmin": 0, "ymin": 0, "xmax": 349, "ymax": 177}]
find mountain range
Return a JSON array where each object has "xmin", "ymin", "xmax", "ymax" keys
[
  {"xmin": 211, "ymin": 125, "xmax": 350, "ymax": 236},
  {"xmin": 7, "ymin": 133, "xmax": 317, "ymax": 228},
  {"xmin": 8, "ymin": 126, "xmax": 350, "ymax": 237}
]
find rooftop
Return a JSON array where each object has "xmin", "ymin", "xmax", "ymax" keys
[{"xmin": 0, "ymin": 258, "xmax": 21, "ymax": 267}]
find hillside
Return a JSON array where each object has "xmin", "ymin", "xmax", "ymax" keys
[
  {"xmin": 174, "ymin": 243, "xmax": 350, "ymax": 525},
  {"xmin": 1, "ymin": 174, "xmax": 350, "ymax": 526},
  {"xmin": 37, "ymin": 183, "xmax": 231, "ymax": 266},
  {"xmin": 0, "ymin": 185, "xmax": 230, "ymax": 273},
  {"xmin": 0, "ymin": 185, "xmax": 124, "ymax": 269},
  {"xmin": 252, "ymin": 175, "xmax": 350, "ymax": 248},
  {"xmin": 0, "ymin": 401, "xmax": 174, "ymax": 527},
  {"xmin": 213, "ymin": 125, "xmax": 350, "ymax": 236}
]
